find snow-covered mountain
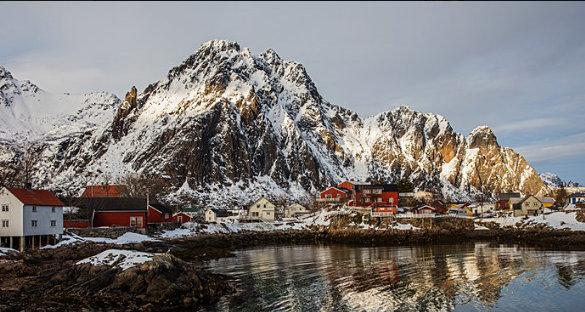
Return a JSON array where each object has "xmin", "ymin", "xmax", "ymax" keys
[
  {"xmin": 0, "ymin": 40, "xmax": 549, "ymax": 205},
  {"xmin": 540, "ymin": 172, "xmax": 580, "ymax": 188}
]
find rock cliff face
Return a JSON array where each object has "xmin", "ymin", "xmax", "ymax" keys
[{"xmin": 0, "ymin": 40, "xmax": 547, "ymax": 204}]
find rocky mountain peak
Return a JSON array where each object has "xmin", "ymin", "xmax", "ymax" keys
[
  {"xmin": 0, "ymin": 66, "xmax": 21, "ymax": 107},
  {"xmin": 467, "ymin": 125, "xmax": 499, "ymax": 148},
  {"xmin": 199, "ymin": 39, "xmax": 241, "ymax": 53},
  {"xmin": 261, "ymin": 48, "xmax": 282, "ymax": 66},
  {"xmin": 0, "ymin": 65, "xmax": 14, "ymax": 80}
]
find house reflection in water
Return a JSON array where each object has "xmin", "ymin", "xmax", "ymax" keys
[{"xmin": 202, "ymin": 243, "xmax": 585, "ymax": 311}]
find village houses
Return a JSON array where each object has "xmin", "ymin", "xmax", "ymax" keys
[
  {"xmin": 318, "ymin": 180, "xmax": 400, "ymax": 217},
  {"xmin": 496, "ymin": 192, "xmax": 523, "ymax": 211},
  {"xmin": 284, "ymin": 203, "xmax": 309, "ymax": 218},
  {"xmin": 204, "ymin": 208, "xmax": 232, "ymax": 223},
  {"xmin": 568, "ymin": 193, "xmax": 585, "ymax": 206},
  {"xmin": 512, "ymin": 195, "xmax": 544, "ymax": 217},
  {"xmin": 0, "ymin": 187, "xmax": 64, "ymax": 251},
  {"xmin": 62, "ymin": 196, "xmax": 175, "ymax": 229},
  {"xmin": 248, "ymin": 197, "xmax": 276, "ymax": 222}
]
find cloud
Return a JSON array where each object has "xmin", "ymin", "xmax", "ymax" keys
[
  {"xmin": 493, "ymin": 118, "xmax": 565, "ymax": 134},
  {"xmin": 1, "ymin": 2, "xmax": 585, "ymax": 181},
  {"xmin": 515, "ymin": 133, "xmax": 585, "ymax": 162}
]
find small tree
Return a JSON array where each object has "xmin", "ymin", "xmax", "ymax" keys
[
  {"xmin": 117, "ymin": 173, "xmax": 170, "ymax": 199},
  {"xmin": 0, "ymin": 143, "xmax": 43, "ymax": 188},
  {"xmin": 397, "ymin": 178, "xmax": 415, "ymax": 193},
  {"xmin": 555, "ymin": 187, "xmax": 568, "ymax": 206}
]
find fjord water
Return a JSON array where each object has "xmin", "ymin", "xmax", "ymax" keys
[{"xmin": 203, "ymin": 243, "xmax": 585, "ymax": 311}]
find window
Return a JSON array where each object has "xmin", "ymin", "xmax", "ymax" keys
[
  {"xmin": 50, "ymin": 220, "xmax": 57, "ymax": 227},
  {"xmin": 1, "ymin": 220, "xmax": 8, "ymax": 227},
  {"xmin": 31, "ymin": 220, "xmax": 38, "ymax": 227},
  {"xmin": 363, "ymin": 189, "xmax": 371, "ymax": 194},
  {"xmin": 388, "ymin": 198, "xmax": 394, "ymax": 203},
  {"xmin": 129, "ymin": 217, "xmax": 143, "ymax": 227},
  {"xmin": 32, "ymin": 206, "xmax": 37, "ymax": 212},
  {"xmin": 365, "ymin": 198, "xmax": 370, "ymax": 203},
  {"xmin": 52, "ymin": 207, "xmax": 56, "ymax": 213},
  {"xmin": 326, "ymin": 194, "xmax": 332, "ymax": 199},
  {"xmin": 1, "ymin": 204, "xmax": 8, "ymax": 212},
  {"xmin": 376, "ymin": 198, "xmax": 382, "ymax": 202},
  {"xmin": 373, "ymin": 189, "xmax": 382, "ymax": 194},
  {"xmin": 165, "ymin": 213, "xmax": 169, "ymax": 219}
]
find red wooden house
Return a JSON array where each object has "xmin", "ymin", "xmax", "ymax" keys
[
  {"xmin": 317, "ymin": 180, "xmax": 400, "ymax": 209},
  {"xmin": 172, "ymin": 212, "xmax": 193, "ymax": 223},
  {"xmin": 317, "ymin": 186, "xmax": 351, "ymax": 203},
  {"xmin": 414, "ymin": 205, "xmax": 437, "ymax": 214},
  {"xmin": 62, "ymin": 197, "xmax": 173, "ymax": 228},
  {"xmin": 351, "ymin": 183, "xmax": 399, "ymax": 208}
]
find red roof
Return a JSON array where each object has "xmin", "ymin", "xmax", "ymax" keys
[
  {"xmin": 81, "ymin": 185, "xmax": 126, "ymax": 198},
  {"xmin": 6, "ymin": 188, "xmax": 64, "ymax": 206}
]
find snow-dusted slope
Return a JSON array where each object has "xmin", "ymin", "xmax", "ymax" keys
[
  {"xmin": 0, "ymin": 40, "xmax": 548, "ymax": 204},
  {"xmin": 0, "ymin": 66, "xmax": 120, "ymax": 142},
  {"xmin": 540, "ymin": 172, "xmax": 580, "ymax": 188}
]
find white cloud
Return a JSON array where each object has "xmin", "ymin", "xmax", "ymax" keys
[
  {"xmin": 493, "ymin": 118, "xmax": 564, "ymax": 134},
  {"xmin": 516, "ymin": 133, "xmax": 585, "ymax": 162}
]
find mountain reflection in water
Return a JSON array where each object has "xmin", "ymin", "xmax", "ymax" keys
[{"xmin": 202, "ymin": 243, "xmax": 585, "ymax": 311}]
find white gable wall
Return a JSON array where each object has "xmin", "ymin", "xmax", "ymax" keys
[
  {"xmin": 0, "ymin": 188, "xmax": 24, "ymax": 237},
  {"xmin": 23, "ymin": 205, "xmax": 63, "ymax": 236}
]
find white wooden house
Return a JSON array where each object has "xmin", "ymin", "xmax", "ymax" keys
[
  {"xmin": 248, "ymin": 197, "xmax": 276, "ymax": 222},
  {"xmin": 512, "ymin": 195, "xmax": 543, "ymax": 217},
  {"xmin": 204, "ymin": 208, "xmax": 231, "ymax": 223},
  {"xmin": 0, "ymin": 187, "xmax": 64, "ymax": 251},
  {"xmin": 284, "ymin": 203, "xmax": 309, "ymax": 218}
]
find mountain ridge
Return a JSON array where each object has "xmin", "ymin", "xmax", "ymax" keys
[{"xmin": 0, "ymin": 40, "xmax": 550, "ymax": 205}]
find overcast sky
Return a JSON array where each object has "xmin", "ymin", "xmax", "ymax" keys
[{"xmin": 1, "ymin": 1, "xmax": 584, "ymax": 183}]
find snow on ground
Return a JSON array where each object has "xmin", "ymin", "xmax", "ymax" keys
[
  {"xmin": 43, "ymin": 232, "xmax": 158, "ymax": 249},
  {"xmin": 480, "ymin": 211, "xmax": 585, "ymax": 231},
  {"xmin": 160, "ymin": 220, "xmax": 310, "ymax": 238},
  {"xmin": 392, "ymin": 223, "xmax": 421, "ymax": 231},
  {"xmin": 300, "ymin": 209, "xmax": 345, "ymax": 227},
  {"xmin": 474, "ymin": 224, "xmax": 490, "ymax": 231},
  {"xmin": 76, "ymin": 249, "xmax": 155, "ymax": 271},
  {"xmin": 0, "ymin": 247, "xmax": 18, "ymax": 256}
]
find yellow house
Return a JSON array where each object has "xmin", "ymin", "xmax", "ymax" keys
[{"xmin": 537, "ymin": 197, "xmax": 555, "ymax": 208}]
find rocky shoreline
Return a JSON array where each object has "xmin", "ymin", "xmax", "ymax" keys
[
  {"xmin": 0, "ymin": 242, "xmax": 232, "ymax": 312},
  {"xmin": 2, "ymin": 228, "xmax": 585, "ymax": 311},
  {"xmin": 168, "ymin": 228, "xmax": 585, "ymax": 254}
]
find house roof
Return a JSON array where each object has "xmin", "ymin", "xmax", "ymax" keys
[
  {"xmin": 516, "ymin": 195, "xmax": 541, "ymax": 206},
  {"xmin": 499, "ymin": 192, "xmax": 522, "ymax": 200},
  {"xmin": 5, "ymin": 187, "xmax": 64, "ymax": 206},
  {"xmin": 415, "ymin": 204, "xmax": 436, "ymax": 211},
  {"xmin": 354, "ymin": 184, "xmax": 399, "ymax": 192},
  {"xmin": 251, "ymin": 197, "xmax": 274, "ymax": 207},
  {"xmin": 181, "ymin": 207, "xmax": 200, "ymax": 212},
  {"xmin": 62, "ymin": 197, "xmax": 147, "ymax": 212},
  {"xmin": 322, "ymin": 186, "xmax": 352, "ymax": 194},
  {"xmin": 81, "ymin": 185, "xmax": 126, "ymax": 198},
  {"xmin": 148, "ymin": 202, "xmax": 173, "ymax": 214},
  {"xmin": 209, "ymin": 208, "xmax": 231, "ymax": 217},
  {"xmin": 537, "ymin": 197, "xmax": 555, "ymax": 203}
]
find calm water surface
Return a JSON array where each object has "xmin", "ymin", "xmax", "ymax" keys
[{"xmin": 202, "ymin": 243, "xmax": 585, "ymax": 311}]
